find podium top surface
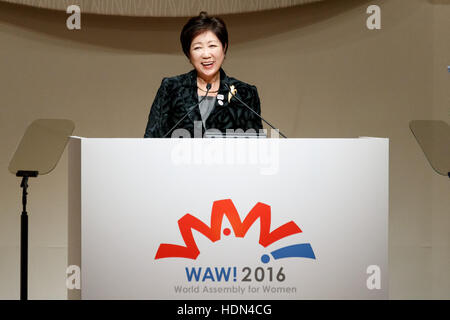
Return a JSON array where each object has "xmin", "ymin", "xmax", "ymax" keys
[{"xmin": 69, "ymin": 136, "xmax": 388, "ymax": 141}]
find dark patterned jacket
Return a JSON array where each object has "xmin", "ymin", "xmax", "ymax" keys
[{"xmin": 144, "ymin": 68, "xmax": 263, "ymax": 138}]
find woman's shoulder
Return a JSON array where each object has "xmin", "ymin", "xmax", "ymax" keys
[
  {"xmin": 160, "ymin": 69, "xmax": 196, "ymax": 88},
  {"xmin": 227, "ymin": 75, "xmax": 256, "ymax": 89},
  {"xmin": 158, "ymin": 69, "xmax": 258, "ymax": 95},
  {"xmin": 225, "ymin": 74, "xmax": 259, "ymax": 99}
]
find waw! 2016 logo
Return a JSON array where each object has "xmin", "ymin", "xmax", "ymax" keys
[{"xmin": 154, "ymin": 199, "xmax": 315, "ymax": 286}]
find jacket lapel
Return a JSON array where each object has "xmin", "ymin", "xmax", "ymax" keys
[
  {"xmin": 183, "ymin": 69, "xmax": 202, "ymax": 125},
  {"xmin": 204, "ymin": 68, "xmax": 237, "ymax": 129},
  {"xmin": 183, "ymin": 68, "xmax": 237, "ymax": 131}
]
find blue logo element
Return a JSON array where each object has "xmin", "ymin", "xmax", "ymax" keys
[{"xmin": 261, "ymin": 243, "xmax": 316, "ymax": 264}]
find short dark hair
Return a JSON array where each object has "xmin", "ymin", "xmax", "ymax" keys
[{"xmin": 180, "ymin": 11, "xmax": 228, "ymax": 59}]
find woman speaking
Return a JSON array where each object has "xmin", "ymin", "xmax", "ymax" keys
[{"xmin": 144, "ymin": 12, "xmax": 263, "ymax": 138}]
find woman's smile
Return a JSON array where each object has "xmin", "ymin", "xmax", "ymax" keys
[{"xmin": 201, "ymin": 61, "xmax": 215, "ymax": 69}]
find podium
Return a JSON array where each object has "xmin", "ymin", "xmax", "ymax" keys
[{"xmin": 68, "ymin": 137, "xmax": 388, "ymax": 299}]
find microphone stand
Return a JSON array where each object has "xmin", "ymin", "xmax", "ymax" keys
[
  {"xmin": 17, "ymin": 170, "xmax": 38, "ymax": 301},
  {"xmin": 225, "ymin": 83, "xmax": 287, "ymax": 138}
]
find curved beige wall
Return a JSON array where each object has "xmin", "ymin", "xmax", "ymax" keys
[{"xmin": 0, "ymin": 0, "xmax": 448, "ymax": 299}]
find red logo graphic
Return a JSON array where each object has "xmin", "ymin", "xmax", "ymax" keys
[{"xmin": 155, "ymin": 199, "xmax": 302, "ymax": 260}]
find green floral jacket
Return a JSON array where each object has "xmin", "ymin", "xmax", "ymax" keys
[{"xmin": 144, "ymin": 68, "xmax": 263, "ymax": 138}]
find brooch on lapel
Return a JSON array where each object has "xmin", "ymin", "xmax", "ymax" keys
[
  {"xmin": 217, "ymin": 94, "xmax": 224, "ymax": 106},
  {"xmin": 228, "ymin": 85, "xmax": 237, "ymax": 103}
]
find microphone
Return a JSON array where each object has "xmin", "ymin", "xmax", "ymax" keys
[
  {"xmin": 162, "ymin": 83, "xmax": 211, "ymax": 138},
  {"xmin": 224, "ymin": 83, "xmax": 287, "ymax": 138}
]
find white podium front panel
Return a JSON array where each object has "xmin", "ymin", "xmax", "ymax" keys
[{"xmin": 68, "ymin": 138, "xmax": 388, "ymax": 300}]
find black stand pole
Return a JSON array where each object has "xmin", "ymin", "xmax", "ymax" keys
[{"xmin": 17, "ymin": 170, "xmax": 38, "ymax": 301}]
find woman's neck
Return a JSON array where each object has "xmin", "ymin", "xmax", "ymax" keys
[{"xmin": 197, "ymin": 72, "xmax": 220, "ymax": 89}]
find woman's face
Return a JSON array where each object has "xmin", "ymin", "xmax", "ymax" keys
[{"xmin": 189, "ymin": 30, "xmax": 226, "ymax": 82}]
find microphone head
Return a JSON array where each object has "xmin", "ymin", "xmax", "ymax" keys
[{"xmin": 206, "ymin": 83, "xmax": 212, "ymax": 90}]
